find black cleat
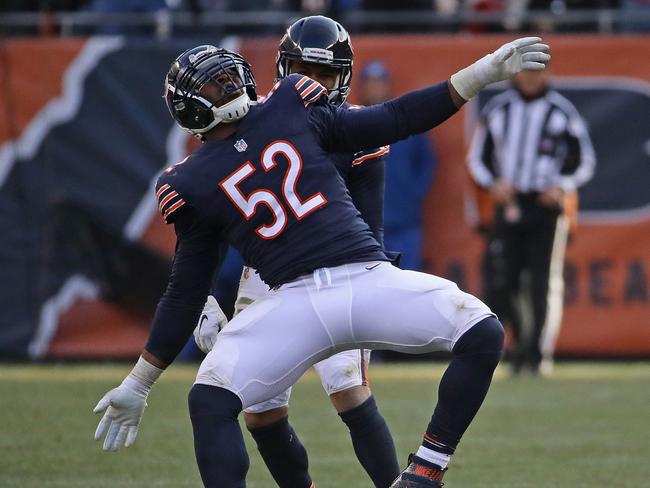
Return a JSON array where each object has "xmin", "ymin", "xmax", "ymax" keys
[{"xmin": 389, "ymin": 454, "xmax": 445, "ymax": 487}]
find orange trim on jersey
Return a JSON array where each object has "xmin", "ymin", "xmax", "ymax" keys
[
  {"xmin": 423, "ymin": 433, "xmax": 437, "ymax": 443},
  {"xmin": 303, "ymin": 87, "xmax": 327, "ymax": 107},
  {"xmin": 158, "ymin": 190, "xmax": 179, "ymax": 211},
  {"xmin": 300, "ymin": 82, "xmax": 321, "ymax": 100},
  {"xmin": 351, "ymin": 145, "xmax": 390, "ymax": 166},
  {"xmin": 156, "ymin": 183, "xmax": 170, "ymax": 199},
  {"xmin": 295, "ymin": 76, "xmax": 310, "ymax": 89},
  {"xmin": 163, "ymin": 199, "xmax": 186, "ymax": 221},
  {"xmin": 261, "ymin": 81, "xmax": 281, "ymax": 103}
]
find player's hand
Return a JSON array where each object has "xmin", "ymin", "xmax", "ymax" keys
[
  {"xmin": 94, "ymin": 381, "xmax": 148, "ymax": 451},
  {"xmin": 194, "ymin": 295, "xmax": 228, "ymax": 353},
  {"xmin": 451, "ymin": 37, "xmax": 550, "ymax": 100},
  {"xmin": 93, "ymin": 357, "xmax": 162, "ymax": 451},
  {"xmin": 483, "ymin": 37, "xmax": 550, "ymax": 83}
]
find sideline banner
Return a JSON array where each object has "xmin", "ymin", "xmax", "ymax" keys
[{"xmin": 0, "ymin": 35, "xmax": 648, "ymax": 358}]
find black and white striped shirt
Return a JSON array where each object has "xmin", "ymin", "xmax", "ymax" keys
[{"xmin": 468, "ymin": 88, "xmax": 596, "ymax": 193}]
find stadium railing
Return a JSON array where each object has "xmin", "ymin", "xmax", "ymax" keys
[{"xmin": 0, "ymin": 9, "xmax": 649, "ymax": 37}]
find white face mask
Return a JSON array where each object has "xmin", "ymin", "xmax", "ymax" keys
[
  {"xmin": 169, "ymin": 66, "xmax": 253, "ymax": 136},
  {"xmin": 199, "ymin": 91, "xmax": 252, "ymax": 133}
]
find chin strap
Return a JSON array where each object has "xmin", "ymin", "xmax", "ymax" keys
[
  {"xmin": 191, "ymin": 91, "xmax": 252, "ymax": 138},
  {"xmin": 213, "ymin": 91, "xmax": 252, "ymax": 123}
]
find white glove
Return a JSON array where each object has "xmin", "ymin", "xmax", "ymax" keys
[
  {"xmin": 193, "ymin": 295, "xmax": 228, "ymax": 353},
  {"xmin": 93, "ymin": 357, "xmax": 163, "ymax": 451},
  {"xmin": 450, "ymin": 37, "xmax": 550, "ymax": 101}
]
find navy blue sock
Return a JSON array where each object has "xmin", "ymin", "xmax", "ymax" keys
[
  {"xmin": 424, "ymin": 316, "xmax": 504, "ymax": 454},
  {"xmin": 339, "ymin": 395, "xmax": 400, "ymax": 488},
  {"xmin": 188, "ymin": 384, "xmax": 248, "ymax": 488},
  {"xmin": 248, "ymin": 417, "xmax": 313, "ymax": 488}
]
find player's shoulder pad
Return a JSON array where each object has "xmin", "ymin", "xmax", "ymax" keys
[
  {"xmin": 284, "ymin": 73, "xmax": 329, "ymax": 108},
  {"xmin": 155, "ymin": 157, "xmax": 190, "ymax": 224}
]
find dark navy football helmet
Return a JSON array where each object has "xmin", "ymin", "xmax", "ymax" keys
[
  {"xmin": 277, "ymin": 16, "xmax": 353, "ymax": 106},
  {"xmin": 165, "ymin": 45, "xmax": 257, "ymax": 138}
]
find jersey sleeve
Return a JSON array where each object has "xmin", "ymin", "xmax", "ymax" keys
[
  {"xmin": 276, "ymin": 74, "xmax": 327, "ymax": 108},
  {"xmin": 351, "ymin": 145, "xmax": 390, "ymax": 166},
  {"xmin": 343, "ymin": 104, "xmax": 391, "ymax": 166},
  {"xmin": 287, "ymin": 75, "xmax": 327, "ymax": 107},
  {"xmin": 145, "ymin": 206, "xmax": 227, "ymax": 364},
  {"xmin": 155, "ymin": 170, "xmax": 188, "ymax": 224},
  {"xmin": 310, "ymin": 82, "xmax": 457, "ymax": 154}
]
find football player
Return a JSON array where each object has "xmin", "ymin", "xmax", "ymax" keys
[
  {"xmin": 193, "ymin": 16, "xmax": 400, "ymax": 488},
  {"xmin": 94, "ymin": 37, "xmax": 550, "ymax": 488}
]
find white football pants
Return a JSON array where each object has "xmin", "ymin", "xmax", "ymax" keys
[
  {"xmin": 233, "ymin": 266, "xmax": 371, "ymax": 413},
  {"xmin": 196, "ymin": 261, "xmax": 493, "ymax": 409}
]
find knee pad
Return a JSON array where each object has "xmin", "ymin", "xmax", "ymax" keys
[{"xmin": 453, "ymin": 317, "xmax": 505, "ymax": 360}]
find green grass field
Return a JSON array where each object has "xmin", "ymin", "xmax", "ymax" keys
[{"xmin": 1, "ymin": 362, "xmax": 648, "ymax": 488}]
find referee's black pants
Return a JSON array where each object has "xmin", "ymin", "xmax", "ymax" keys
[{"xmin": 481, "ymin": 196, "xmax": 569, "ymax": 372}]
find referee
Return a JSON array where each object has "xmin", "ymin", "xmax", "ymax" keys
[{"xmin": 468, "ymin": 68, "xmax": 595, "ymax": 375}]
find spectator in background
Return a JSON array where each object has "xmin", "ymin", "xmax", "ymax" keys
[
  {"xmin": 84, "ymin": 0, "xmax": 168, "ymax": 36},
  {"xmin": 0, "ymin": 0, "xmax": 84, "ymax": 36},
  {"xmin": 467, "ymin": 68, "xmax": 595, "ymax": 375},
  {"xmin": 361, "ymin": 0, "xmax": 434, "ymax": 32},
  {"xmin": 359, "ymin": 61, "xmax": 438, "ymax": 271},
  {"xmin": 525, "ymin": 0, "xmax": 622, "ymax": 32},
  {"xmin": 620, "ymin": 0, "xmax": 650, "ymax": 32},
  {"xmin": 285, "ymin": 0, "xmax": 358, "ymax": 17},
  {"xmin": 464, "ymin": 0, "xmax": 507, "ymax": 33}
]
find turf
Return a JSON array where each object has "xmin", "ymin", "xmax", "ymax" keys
[{"xmin": 0, "ymin": 362, "xmax": 648, "ymax": 487}]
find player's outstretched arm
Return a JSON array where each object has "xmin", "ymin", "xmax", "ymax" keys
[
  {"xmin": 450, "ymin": 37, "xmax": 550, "ymax": 101},
  {"xmin": 322, "ymin": 37, "xmax": 549, "ymax": 154},
  {"xmin": 93, "ymin": 209, "xmax": 226, "ymax": 451}
]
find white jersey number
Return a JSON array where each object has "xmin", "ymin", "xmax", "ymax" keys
[{"xmin": 220, "ymin": 140, "xmax": 327, "ymax": 239}]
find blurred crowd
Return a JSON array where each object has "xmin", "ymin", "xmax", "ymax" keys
[{"xmin": 1, "ymin": 0, "xmax": 649, "ymax": 37}]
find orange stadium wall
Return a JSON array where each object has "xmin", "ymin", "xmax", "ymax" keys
[{"xmin": 1, "ymin": 35, "xmax": 648, "ymax": 358}]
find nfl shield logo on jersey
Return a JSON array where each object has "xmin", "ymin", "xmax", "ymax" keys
[{"xmin": 234, "ymin": 139, "xmax": 248, "ymax": 152}]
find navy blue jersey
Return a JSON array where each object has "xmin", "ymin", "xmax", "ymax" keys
[
  {"xmin": 156, "ymin": 75, "xmax": 387, "ymax": 288},
  {"xmin": 147, "ymin": 75, "xmax": 457, "ymax": 363}
]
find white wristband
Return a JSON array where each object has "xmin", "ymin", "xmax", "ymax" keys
[
  {"xmin": 123, "ymin": 356, "xmax": 164, "ymax": 396},
  {"xmin": 450, "ymin": 55, "xmax": 491, "ymax": 102}
]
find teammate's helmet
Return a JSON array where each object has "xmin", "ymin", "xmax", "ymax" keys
[
  {"xmin": 277, "ymin": 16, "xmax": 353, "ymax": 106},
  {"xmin": 165, "ymin": 45, "xmax": 257, "ymax": 138}
]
